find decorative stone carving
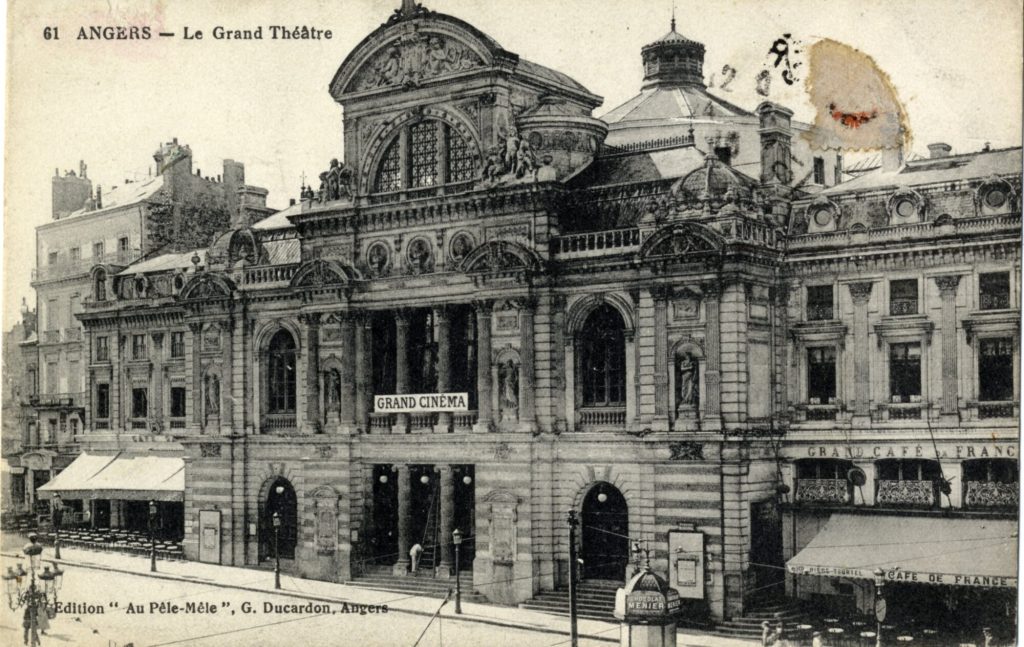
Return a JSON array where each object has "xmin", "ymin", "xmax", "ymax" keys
[
  {"xmin": 406, "ymin": 237, "xmax": 434, "ymax": 274},
  {"xmin": 668, "ymin": 442, "xmax": 705, "ymax": 461},
  {"xmin": 675, "ymin": 351, "xmax": 700, "ymax": 414},
  {"xmin": 847, "ymin": 281, "xmax": 873, "ymax": 304},
  {"xmin": 311, "ymin": 486, "xmax": 339, "ymax": 555},
  {"xmin": 933, "ymin": 274, "xmax": 962, "ymax": 296},
  {"xmin": 204, "ymin": 374, "xmax": 220, "ymax": 417},
  {"xmin": 324, "ymin": 369, "xmax": 341, "ymax": 412},
  {"xmin": 449, "ymin": 232, "xmax": 474, "ymax": 264},
  {"xmin": 366, "ymin": 242, "xmax": 391, "ymax": 278},
  {"xmin": 355, "ymin": 33, "xmax": 482, "ymax": 92},
  {"xmin": 202, "ymin": 325, "xmax": 222, "ymax": 352},
  {"xmin": 493, "ymin": 441, "xmax": 513, "ymax": 461},
  {"xmin": 199, "ymin": 443, "xmax": 221, "ymax": 458},
  {"xmin": 482, "ymin": 490, "xmax": 519, "ymax": 564},
  {"xmin": 317, "ymin": 444, "xmax": 335, "ymax": 459},
  {"xmin": 499, "ymin": 359, "xmax": 519, "ymax": 413}
]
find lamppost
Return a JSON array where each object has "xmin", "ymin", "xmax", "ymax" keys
[
  {"xmin": 3, "ymin": 534, "xmax": 65, "ymax": 647},
  {"xmin": 873, "ymin": 568, "xmax": 886, "ymax": 647},
  {"xmin": 272, "ymin": 511, "xmax": 282, "ymax": 589},
  {"xmin": 52, "ymin": 494, "xmax": 64, "ymax": 560},
  {"xmin": 452, "ymin": 529, "xmax": 463, "ymax": 614},
  {"xmin": 149, "ymin": 500, "xmax": 158, "ymax": 573}
]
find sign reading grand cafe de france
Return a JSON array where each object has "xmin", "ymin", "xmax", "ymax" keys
[{"xmin": 21, "ymin": 0, "xmax": 1019, "ymax": 641}]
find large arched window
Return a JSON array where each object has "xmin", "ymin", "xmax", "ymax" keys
[
  {"xmin": 94, "ymin": 269, "xmax": 107, "ymax": 301},
  {"xmin": 267, "ymin": 330, "xmax": 297, "ymax": 414},
  {"xmin": 373, "ymin": 120, "xmax": 477, "ymax": 193},
  {"xmin": 580, "ymin": 305, "xmax": 626, "ymax": 407}
]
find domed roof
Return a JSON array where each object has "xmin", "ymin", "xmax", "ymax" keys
[
  {"xmin": 675, "ymin": 154, "xmax": 758, "ymax": 200},
  {"xmin": 640, "ymin": 18, "xmax": 706, "ymax": 89},
  {"xmin": 625, "ymin": 568, "xmax": 673, "ymax": 595}
]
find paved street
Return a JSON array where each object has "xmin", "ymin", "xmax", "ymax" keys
[{"xmin": 0, "ymin": 534, "xmax": 753, "ymax": 647}]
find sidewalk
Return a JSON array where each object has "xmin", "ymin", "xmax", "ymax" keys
[{"xmin": 1, "ymin": 542, "xmax": 754, "ymax": 647}]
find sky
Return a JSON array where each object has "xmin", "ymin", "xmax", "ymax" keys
[{"xmin": 3, "ymin": 0, "xmax": 1022, "ymax": 329}]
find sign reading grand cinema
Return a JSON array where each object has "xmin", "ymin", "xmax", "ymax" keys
[{"xmin": 374, "ymin": 393, "xmax": 470, "ymax": 413}]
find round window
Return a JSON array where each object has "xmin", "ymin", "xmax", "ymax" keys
[
  {"xmin": 895, "ymin": 198, "xmax": 916, "ymax": 218},
  {"xmin": 813, "ymin": 208, "xmax": 832, "ymax": 227},
  {"xmin": 985, "ymin": 187, "xmax": 1007, "ymax": 209}
]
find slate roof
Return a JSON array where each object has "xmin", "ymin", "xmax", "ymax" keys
[
  {"xmin": 823, "ymin": 147, "xmax": 1022, "ymax": 195},
  {"xmin": 63, "ymin": 175, "xmax": 165, "ymax": 220},
  {"xmin": 118, "ymin": 249, "xmax": 206, "ymax": 275},
  {"xmin": 571, "ymin": 146, "xmax": 707, "ymax": 187},
  {"xmin": 252, "ymin": 202, "xmax": 302, "ymax": 230},
  {"xmin": 602, "ymin": 86, "xmax": 753, "ymax": 127}
]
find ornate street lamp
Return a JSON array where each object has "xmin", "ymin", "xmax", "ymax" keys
[
  {"xmin": 873, "ymin": 568, "xmax": 886, "ymax": 647},
  {"xmin": 272, "ymin": 512, "xmax": 282, "ymax": 590},
  {"xmin": 52, "ymin": 495, "xmax": 64, "ymax": 560},
  {"xmin": 149, "ymin": 500, "xmax": 158, "ymax": 573},
  {"xmin": 3, "ymin": 534, "xmax": 65, "ymax": 647},
  {"xmin": 452, "ymin": 528, "xmax": 463, "ymax": 615}
]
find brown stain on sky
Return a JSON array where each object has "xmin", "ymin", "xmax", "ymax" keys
[{"xmin": 804, "ymin": 38, "xmax": 911, "ymax": 151}]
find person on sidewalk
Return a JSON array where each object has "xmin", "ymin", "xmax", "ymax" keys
[
  {"xmin": 409, "ymin": 543, "xmax": 423, "ymax": 574},
  {"xmin": 761, "ymin": 620, "xmax": 772, "ymax": 646},
  {"xmin": 811, "ymin": 631, "xmax": 823, "ymax": 647}
]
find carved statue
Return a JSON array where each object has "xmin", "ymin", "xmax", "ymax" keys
[
  {"xmin": 500, "ymin": 359, "xmax": 519, "ymax": 410},
  {"xmin": 481, "ymin": 146, "xmax": 505, "ymax": 182},
  {"xmin": 325, "ymin": 369, "xmax": 341, "ymax": 412},
  {"xmin": 675, "ymin": 352, "xmax": 699, "ymax": 413},
  {"xmin": 450, "ymin": 234, "xmax": 471, "ymax": 263},
  {"xmin": 205, "ymin": 374, "xmax": 220, "ymax": 417},
  {"xmin": 503, "ymin": 127, "xmax": 521, "ymax": 173},
  {"xmin": 368, "ymin": 244, "xmax": 388, "ymax": 276},
  {"xmin": 516, "ymin": 140, "xmax": 537, "ymax": 179},
  {"xmin": 301, "ymin": 184, "xmax": 315, "ymax": 201},
  {"xmin": 377, "ymin": 45, "xmax": 404, "ymax": 87},
  {"xmin": 408, "ymin": 239, "xmax": 431, "ymax": 274},
  {"xmin": 317, "ymin": 172, "xmax": 329, "ymax": 202}
]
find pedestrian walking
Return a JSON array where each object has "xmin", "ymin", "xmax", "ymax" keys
[
  {"xmin": 761, "ymin": 620, "xmax": 772, "ymax": 647},
  {"xmin": 409, "ymin": 543, "xmax": 423, "ymax": 573},
  {"xmin": 811, "ymin": 630, "xmax": 823, "ymax": 647},
  {"xmin": 983, "ymin": 626, "xmax": 993, "ymax": 647}
]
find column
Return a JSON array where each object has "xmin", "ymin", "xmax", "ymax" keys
[
  {"xmin": 519, "ymin": 298, "xmax": 537, "ymax": 431},
  {"xmin": 652, "ymin": 287, "xmax": 671, "ymax": 429},
  {"xmin": 433, "ymin": 307, "xmax": 452, "ymax": 434},
  {"xmin": 221, "ymin": 320, "xmax": 234, "ymax": 429},
  {"xmin": 392, "ymin": 464, "xmax": 411, "ymax": 575},
  {"xmin": 340, "ymin": 314, "xmax": 357, "ymax": 433},
  {"xmin": 436, "ymin": 465, "xmax": 454, "ymax": 576},
  {"xmin": 473, "ymin": 300, "xmax": 494, "ymax": 433},
  {"xmin": 552, "ymin": 296, "xmax": 568, "ymax": 434},
  {"xmin": 934, "ymin": 275, "xmax": 961, "ymax": 418},
  {"xmin": 702, "ymin": 283, "xmax": 722, "ymax": 430},
  {"xmin": 355, "ymin": 315, "xmax": 371, "ymax": 433},
  {"xmin": 393, "ymin": 310, "xmax": 411, "ymax": 434},
  {"xmin": 302, "ymin": 313, "xmax": 321, "ymax": 432},
  {"xmin": 848, "ymin": 282, "xmax": 873, "ymax": 421},
  {"xmin": 151, "ymin": 332, "xmax": 164, "ymax": 429}
]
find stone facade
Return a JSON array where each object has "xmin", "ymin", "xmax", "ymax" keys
[{"xmin": 48, "ymin": 2, "xmax": 1021, "ymax": 627}]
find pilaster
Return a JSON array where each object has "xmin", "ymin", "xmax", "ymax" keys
[
  {"xmin": 934, "ymin": 275, "xmax": 961, "ymax": 419},
  {"xmin": 848, "ymin": 281, "xmax": 873, "ymax": 422}
]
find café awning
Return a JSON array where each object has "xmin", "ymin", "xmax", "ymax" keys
[
  {"xmin": 37, "ymin": 453, "xmax": 184, "ymax": 502},
  {"xmin": 787, "ymin": 513, "xmax": 1018, "ymax": 588}
]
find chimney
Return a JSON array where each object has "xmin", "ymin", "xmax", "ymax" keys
[
  {"xmin": 289, "ymin": 198, "xmax": 296, "ymax": 206},
  {"xmin": 79, "ymin": 160, "xmax": 87, "ymax": 179},
  {"xmin": 223, "ymin": 160, "xmax": 246, "ymax": 226},
  {"xmin": 927, "ymin": 143, "xmax": 951, "ymax": 159},
  {"xmin": 757, "ymin": 101, "xmax": 794, "ymax": 185},
  {"xmin": 95, "ymin": 185, "xmax": 102, "ymax": 209},
  {"xmin": 881, "ymin": 145, "xmax": 904, "ymax": 172},
  {"xmin": 51, "ymin": 162, "xmax": 93, "ymax": 219}
]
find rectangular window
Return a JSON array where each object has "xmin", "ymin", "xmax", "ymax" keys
[
  {"xmin": 409, "ymin": 121, "xmax": 439, "ymax": 188},
  {"xmin": 170, "ymin": 331, "xmax": 185, "ymax": 358},
  {"xmin": 170, "ymin": 387, "xmax": 187, "ymax": 418},
  {"xmin": 48, "ymin": 251, "xmax": 59, "ymax": 266},
  {"xmin": 889, "ymin": 279, "xmax": 918, "ymax": 316},
  {"xmin": 96, "ymin": 384, "xmax": 110, "ymax": 419},
  {"xmin": 132, "ymin": 334, "xmax": 147, "ymax": 360},
  {"xmin": 979, "ymin": 272, "xmax": 1011, "ymax": 310},
  {"xmin": 889, "ymin": 342, "xmax": 922, "ymax": 401},
  {"xmin": 806, "ymin": 285, "xmax": 833, "ymax": 321},
  {"xmin": 47, "ymin": 299, "xmax": 60, "ymax": 330},
  {"xmin": 131, "ymin": 387, "xmax": 148, "ymax": 418},
  {"xmin": 979, "ymin": 338, "xmax": 1014, "ymax": 401},
  {"xmin": 95, "ymin": 336, "xmax": 109, "ymax": 362},
  {"xmin": 807, "ymin": 347, "xmax": 837, "ymax": 404},
  {"xmin": 118, "ymin": 236, "xmax": 130, "ymax": 253},
  {"xmin": 70, "ymin": 247, "xmax": 81, "ymax": 261},
  {"xmin": 93, "ymin": 241, "xmax": 104, "ymax": 259},
  {"xmin": 813, "ymin": 157, "xmax": 826, "ymax": 184},
  {"xmin": 46, "ymin": 362, "xmax": 58, "ymax": 394}
]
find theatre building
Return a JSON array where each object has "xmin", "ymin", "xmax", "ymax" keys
[{"xmin": 63, "ymin": 0, "xmax": 1017, "ymax": 631}]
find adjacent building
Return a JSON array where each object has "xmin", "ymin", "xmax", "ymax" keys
[{"xmin": 26, "ymin": 1, "xmax": 1020, "ymax": 638}]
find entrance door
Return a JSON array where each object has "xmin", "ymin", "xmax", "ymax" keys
[
  {"xmin": 581, "ymin": 482, "xmax": 629, "ymax": 580},
  {"xmin": 261, "ymin": 477, "xmax": 298, "ymax": 560},
  {"xmin": 750, "ymin": 500, "xmax": 785, "ymax": 598},
  {"xmin": 198, "ymin": 509, "xmax": 221, "ymax": 564}
]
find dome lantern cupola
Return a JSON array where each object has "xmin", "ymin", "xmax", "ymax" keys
[{"xmin": 641, "ymin": 16, "xmax": 706, "ymax": 90}]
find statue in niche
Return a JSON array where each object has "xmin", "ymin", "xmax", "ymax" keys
[
  {"xmin": 367, "ymin": 244, "xmax": 388, "ymax": 277},
  {"xmin": 675, "ymin": 351, "xmax": 699, "ymax": 414},
  {"xmin": 420, "ymin": 345, "xmax": 437, "ymax": 391},
  {"xmin": 408, "ymin": 239, "xmax": 431, "ymax": 274},
  {"xmin": 450, "ymin": 234, "xmax": 471, "ymax": 264},
  {"xmin": 205, "ymin": 374, "xmax": 220, "ymax": 417},
  {"xmin": 499, "ymin": 359, "xmax": 519, "ymax": 412},
  {"xmin": 324, "ymin": 369, "xmax": 341, "ymax": 412}
]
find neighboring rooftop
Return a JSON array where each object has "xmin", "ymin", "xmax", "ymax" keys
[
  {"xmin": 822, "ymin": 147, "xmax": 1023, "ymax": 195},
  {"xmin": 55, "ymin": 175, "xmax": 165, "ymax": 222},
  {"xmin": 118, "ymin": 248, "xmax": 206, "ymax": 275}
]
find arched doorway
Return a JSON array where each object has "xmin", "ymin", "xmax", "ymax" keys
[
  {"xmin": 580, "ymin": 482, "xmax": 629, "ymax": 580},
  {"xmin": 260, "ymin": 477, "xmax": 298, "ymax": 561}
]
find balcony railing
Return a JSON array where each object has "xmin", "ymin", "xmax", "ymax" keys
[
  {"xmin": 95, "ymin": 419, "xmax": 110, "ymax": 430},
  {"xmin": 876, "ymin": 479, "xmax": 936, "ymax": 507},
  {"xmin": 806, "ymin": 304, "xmax": 834, "ymax": 321},
  {"xmin": 368, "ymin": 413, "xmax": 394, "ymax": 433},
  {"xmin": 130, "ymin": 419, "xmax": 149, "ymax": 430},
  {"xmin": 242, "ymin": 264, "xmax": 299, "ymax": 288},
  {"xmin": 888, "ymin": 403, "xmax": 922, "ymax": 420},
  {"xmin": 978, "ymin": 402, "xmax": 1016, "ymax": 419},
  {"xmin": 262, "ymin": 413, "xmax": 297, "ymax": 433},
  {"xmin": 553, "ymin": 228, "xmax": 641, "ymax": 259},
  {"xmin": 964, "ymin": 481, "xmax": 1019, "ymax": 508},
  {"xmin": 409, "ymin": 413, "xmax": 438, "ymax": 431},
  {"xmin": 794, "ymin": 479, "xmax": 851, "ymax": 504},
  {"xmin": 889, "ymin": 298, "xmax": 918, "ymax": 316},
  {"xmin": 980, "ymin": 293, "xmax": 1011, "ymax": 310},
  {"xmin": 453, "ymin": 410, "xmax": 478, "ymax": 431},
  {"xmin": 805, "ymin": 405, "xmax": 838, "ymax": 421},
  {"xmin": 168, "ymin": 418, "xmax": 187, "ymax": 430},
  {"xmin": 29, "ymin": 392, "xmax": 86, "ymax": 408},
  {"xmin": 578, "ymin": 407, "xmax": 627, "ymax": 428}
]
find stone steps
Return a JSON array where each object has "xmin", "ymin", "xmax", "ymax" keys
[
  {"xmin": 518, "ymin": 582, "xmax": 621, "ymax": 621},
  {"xmin": 347, "ymin": 569, "xmax": 487, "ymax": 604},
  {"xmin": 712, "ymin": 598, "xmax": 811, "ymax": 638}
]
